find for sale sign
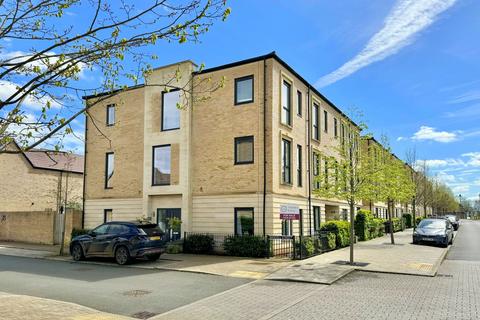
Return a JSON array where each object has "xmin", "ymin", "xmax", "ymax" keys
[{"xmin": 280, "ymin": 204, "xmax": 300, "ymax": 220}]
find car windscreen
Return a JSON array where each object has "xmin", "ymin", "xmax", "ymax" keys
[
  {"xmin": 137, "ymin": 224, "xmax": 164, "ymax": 236},
  {"xmin": 446, "ymin": 216, "xmax": 456, "ymax": 222},
  {"xmin": 418, "ymin": 219, "xmax": 446, "ymax": 229}
]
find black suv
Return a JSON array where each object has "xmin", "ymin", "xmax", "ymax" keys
[{"xmin": 70, "ymin": 222, "xmax": 166, "ymax": 265}]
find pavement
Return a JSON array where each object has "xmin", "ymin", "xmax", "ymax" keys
[{"xmin": 0, "ymin": 241, "xmax": 59, "ymax": 258}]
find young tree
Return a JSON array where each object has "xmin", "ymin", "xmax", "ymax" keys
[
  {"xmin": 405, "ymin": 148, "xmax": 420, "ymax": 227},
  {"xmin": 0, "ymin": 0, "xmax": 230, "ymax": 152}
]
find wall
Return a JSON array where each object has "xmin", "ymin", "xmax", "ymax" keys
[{"xmin": 83, "ymin": 198, "xmax": 143, "ymax": 228}]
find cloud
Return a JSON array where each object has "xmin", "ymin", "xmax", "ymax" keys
[
  {"xmin": 316, "ymin": 0, "xmax": 457, "ymax": 87},
  {"xmin": 444, "ymin": 103, "xmax": 480, "ymax": 119},
  {"xmin": 0, "ymin": 80, "xmax": 61, "ymax": 110},
  {"xmin": 412, "ymin": 126, "xmax": 458, "ymax": 143},
  {"xmin": 452, "ymin": 184, "xmax": 469, "ymax": 194},
  {"xmin": 448, "ymin": 90, "xmax": 480, "ymax": 104},
  {"xmin": 462, "ymin": 152, "xmax": 480, "ymax": 167}
]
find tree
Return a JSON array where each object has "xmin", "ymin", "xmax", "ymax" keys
[
  {"xmin": 0, "ymin": 0, "xmax": 230, "ymax": 152},
  {"xmin": 405, "ymin": 148, "xmax": 419, "ymax": 227}
]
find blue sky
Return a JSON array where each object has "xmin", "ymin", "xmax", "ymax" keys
[{"xmin": 3, "ymin": 0, "xmax": 479, "ymax": 200}]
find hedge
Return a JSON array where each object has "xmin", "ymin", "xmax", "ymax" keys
[
  {"xmin": 403, "ymin": 214, "xmax": 413, "ymax": 228},
  {"xmin": 183, "ymin": 234, "xmax": 214, "ymax": 254},
  {"xmin": 384, "ymin": 218, "xmax": 403, "ymax": 233},
  {"xmin": 319, "ymin": 220, "xmax": 350, "ymax": 248},
  {"xmin": 224, "ymin": 235, "xmax": 268, "ymax": 258},
  {"xmin": 295, "ymin": 237, "xmax": 315, "ymax": 258},
  {"xmin": 355, "ymin": 210, "xmax": 386, "ymax": 241},
  {"xmin": 71, "ymin": 228, "xmax": 91, "ymax": 238}
]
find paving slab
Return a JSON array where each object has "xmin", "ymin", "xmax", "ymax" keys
[
  {"xmin": 0, "ymin": 244, "xmax": 58, "ymax": 258},
  {"xmin": 266, "ymin": 263, "xmax": 354, "ymax": 284}
]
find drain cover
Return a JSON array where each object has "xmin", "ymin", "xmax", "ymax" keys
[
  {"xmin": 122, "ymin": 290, "xmax": 152, "ymax": 297},
  {"xmin": 131, "ymin": 311, "xmax": 158, "ymax": 319}
]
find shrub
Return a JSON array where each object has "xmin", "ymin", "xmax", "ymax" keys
[
  {"xmin": 166, "ymin": 244, "xmax": 182, "ymax": 254},
  {"xmin": 295, "ymin": 236, "xmax": 315, "ymax": 258},
  {"xmin": 71, "ymin": 228, "xmax": 91, "ymax": 238},
  {"xmin": 355, "ymin": 209, "xmax": 374, "ymax": 241},
  {"xmin": 320, "ymin": 220, "xmax": 350, "ymax": 248},
  {"xmin": 183, "ymin": 234, "xmax": 214, "ymax": 254},
  {"xmin": 384, "ymin": 218, "xmax": 403, "ymax": 233},
  {"xmin": 373, "ymin": 218, "xmax": 385, "ymax": 236},
  {"xmin": 318, "ymin": 231, "xmax": 337, "ymax": 251},
  {"xmin": 403, "ymin": 214, "xmax": 413, "ymax": 228},
  {"xmin": 224, "ymin": 235, "xmax": 268, "ymax": 258}
]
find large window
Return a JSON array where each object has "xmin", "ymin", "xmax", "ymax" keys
[
  {"xmin": 105, "ymin": 152, "xmax": 114, "ymax": 189},
  {"xmin": 323, "ymin": 110, "xmax": 328, "ymax": 133},
  {"xmin": 282, "ymin": 219, "xmax": 293, "ymax": 236},
  {"xmin": 313, "ymin": 103, "xmax": 319, "ymax": 140},
  {"xmin": 152, "ymin": 145, "xmax": 171, "ymax": 186},
  {"xmin": 281, "ymin": 138, "xmax": 292, "ymax": 184},
  {"xmin": 281, "ymin": 80, "xmax": 291, "ymax": 126},
  {"xmin": 234, "ymin": 208, "xmax": 254, "ymax": 235},
  {"xmin": 234, "ymin": 136, "xmax": 254, "ymax": 165},
  {"xmin": 334, "ymin": 118, "xmax": 338, "ymax": 138},
  {"xmin": 162, "ymin": 90, "xmax": 181, "ymax": 131},
  {"xmin": 297, "ymin": 90, "xmax": 302, "ymax": 117},
  {"xmin": 235, "ymin": 75, "xmax": 254, "ymax": 105},
  {"xmin": 106, "ymin": 104, "xmax": 115, "ymax": 126},
  {"xmin": 297, "ymin": 145, "xmax": 302, "ymax": 187},
  {"xmin": 313, "ymin": 206, "xmax": 321, "ymax": 232},
  {"xmin": 313, "ymin": 152, "xmax": 320, "ymax": 189}
]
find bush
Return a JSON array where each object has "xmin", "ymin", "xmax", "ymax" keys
[
  {"xmin": 166, "ymin": 244, "xmax": 183, "ymax": 254},
  {"xmin": 384, "ymin": 218, "xmax": 403, "ymax": 233},
  {"xmin": 71, "ymin": 228, "xmax": 91, "ymax": 238},
  {"xmin": 318, "ymin": 231, "xmax": 336, "ymax": 251},
  {"xmin": 295, "ymin": 236, "xmax": 315, "ymax": 258},
  {"xmin": 403, "ymin": 214, "xmax": 413, "ymax": 228},
  {"xmin": 320, "ymin": 220, "xmax": 350, "ymax": 248},
  {"xmin": 183, "ymin": 234, "xmax": 214, "ymax": 254},
  {"xmin": 224, "ymin": 235, "xmax": 268, "ymax": 258},
  {"xmin": 373, "ymin": 218, "xmax": 385, "ymax": 237},
  {"xmin": 355, "ymin": 209, "xmax": 374, "ymax": 241}
]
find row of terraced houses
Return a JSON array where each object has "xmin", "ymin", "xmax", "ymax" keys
[{"xmin": 82, "ymin": 52, "xmax": 431, "ymax": 237}]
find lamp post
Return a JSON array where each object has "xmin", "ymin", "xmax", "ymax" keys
[{"xmin": 458, "ymin": 194, "xmax": 463, "ymax": 219}]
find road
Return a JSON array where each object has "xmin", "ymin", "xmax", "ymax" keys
[
  {"xmin": 446, "ymin": 218, "xmax": 480, "ymax": 261},
  {"xmin": 0, "ymin": 255, "xmax": 250, "ymax": 318}
]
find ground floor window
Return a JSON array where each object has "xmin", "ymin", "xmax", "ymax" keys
[
  {"xmin": 234, "ymin": 208, "xmax": 254, "ymax": 236},
  {"xmin": 341, "ymin": 209, "xmax": 348, "ymax": 221},
  {"xmin": 104, "ymin": 209, "xmax": 113, "ymax": 223},
  {"xmin": 281, "ymin": 220, "xmax": 293, "ymax": 236},
  {"xmin": 313, "ymin": 206, "xmax": 321, "ymax": 232}
]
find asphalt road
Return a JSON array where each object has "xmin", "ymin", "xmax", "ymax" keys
[
  {"xmin": 446, "ymin": 219, "xmax": 480, "ymax": 261},
  {"xmin": 0, "ymin": 255, "xmax": 250, "ymax": 318}
]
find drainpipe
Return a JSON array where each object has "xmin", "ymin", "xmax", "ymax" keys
[
  {"xmin": 262, "ymin": 58, "xmax": 267, "ymax": 237},
  {"xmin": 307, "ymin": 86, "xmax": 312, "ymax": 236},
  {"xmin": 81, "ymin": 109, "xmax": 88, "ymax": 228}
]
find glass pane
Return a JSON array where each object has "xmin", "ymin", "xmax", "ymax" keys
[
  {"xmin": 93, "ymin": 224, "xmax": 109, "ymax": 235},
  {"xmin": 107, "ymin": 105, "xmax": 115, "ymax": 125},
  {"xmin": 236, "ymin": 78, "xmax": 253, "ymax": 103},
  {"xmin": 236, "ymin": 209, "xmax": 254, "ymax": 235},
  {"xmin": 106, "ymin": 153, "xmax": 114, "ymax": 188},
  {"xmin": 236, "ymin": 138, "xmax": 253, "ymax": 163},
  {"xmin": 281, "ymin": 81, "xmax": 291, "ymax": 124},
  {"xmin": 162, "ymin": 91, "xmax": 181, "ymax": 130},
  {"xmin": 105, "ymin": 210, "xmax": 113, "ymax": 222},
  {"xmin": 153, "ymin": 146, "xmax": 171, "ymax": 185}
]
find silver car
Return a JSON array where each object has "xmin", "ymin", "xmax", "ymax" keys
[{"xmin": 413, "ymin": 218, "xmax": 454, "ymax": 248}]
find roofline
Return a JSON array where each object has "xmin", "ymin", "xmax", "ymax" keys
[{"xmin": 82, "ymin": 84, "xmax": 145, "ymax": 100}]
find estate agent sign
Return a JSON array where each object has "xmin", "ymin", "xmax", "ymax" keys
[{"xmin": 280, "ymin": 204, "xmax": 300, "ymax": 220}]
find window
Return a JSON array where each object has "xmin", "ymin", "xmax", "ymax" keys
[
  {"xmin": 92, "ymin": 224, "xmax": 109, "ymax": 235},
  {"xmin": 313, "ymin": 103, "xmax": 319, "ymax": 140},
  {"xmin": 341, "ymin": 123, "xmax": 345, "ymax": 145},
  {"xmin": 323, "ymin": 110, "xmax": 328, "ymax": 133},
  {"xmin": 297, "ymin": 90, "xmax": 302, "ymax": 117},
  {"xmin": 234, "ymin": 136, "xmax": 254, "ymax": 165},
  {"xmin": 282, "ymin": 219, "xmax": 293, "ymax": 236},
  {"xmin": 106, "ymin": 104, "xmax": 115, "ymax": 126},
  {"xmin": 281, "ymin": 80, "xmax": 291, "ymax": 126},
  {"xmin": 162, "ymin": 90, "xmax": 180, "ymax": 131},
  {"xmin": 313, "ymin": 152, "xmax": 320, "ymax": 189},
  {"xmin": 235, "ymin": 75, "xmax": 254, "ymax": 105},
  {"xmin": 313, "ymin": 206, "xmax": 321, "ymax": 232},
  {"xmin": 324, "ymin": 159, "xmax": 329, "ymax": 189},
  {"xmin": 234, "ymin": 208, "xmax": 254, "ymax": 235},
  {"xmin": 108, "ymin": 224, "xmax": 130, "ymax": 234},
  {"xmin": 296, "ymin": 145, "xmax": 302, "ymax": 187},
  {"xmin": 281, "ymin": 138, "xmax": 292, "ymax": 184},
  {"xmin": 105, "ymin": 152, "xmax": 114, "ymax": 189},
  {"xmin": 334, "ymin": 118, "xmax": 338, "ymax": 138},
  {"xmin": 104, "ymin": 209, "xmax": 113, "ymax": 223},
  {"xmin": 152, "ymin": 145, "xmax": 171, "ymax": 186},
  {"xmin": 342, "ymin": 209, "xmax": 348, "ymax": 221}
]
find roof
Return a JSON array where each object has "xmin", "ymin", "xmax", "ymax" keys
[{"xmin": 23, "ymin": 149, "xmax": 84, "ymax": 174}]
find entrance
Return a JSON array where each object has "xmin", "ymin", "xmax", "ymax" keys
[{"xmin": 157, "ymin": 208, "xmax": 181, "ymax": 241}]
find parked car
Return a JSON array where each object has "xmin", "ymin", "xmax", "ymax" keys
[
  {"xmin": 70, "ymin": 221, "xmax": 166, "ymax": 265},
  {"xmin": 412, "ymin": 218, "xmax": 454, "ymax": 247},
  {"xmin": 444, "ymin": 215, "xmax": 459, "ymax": 231}
]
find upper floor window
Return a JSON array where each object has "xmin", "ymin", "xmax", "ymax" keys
[
  {"xmin": 281, "ymin": 138, "xmax": 292, "ymax": 184},
  {"xmin": 281, "ymin": 80, "xmax": 292, "ymax": 126},
  {"xmin": 297, "ymin": 90, "xmax": 302, "ymax": 117},
  {"xmin": 234, "ymin": 75, "xmax": 254, "ymax": 105},
  {"xmin": 105, "ymin": 152, "xmax": 114, "ymax": 189},
  {"xmin": 162, "ymin": 90, "xmax": 180, "ymax": 131},
  {"xmin": 323, "ymin": 110, "xmax": 328, "ymax": 133},
  {"xmin": 334, "ymin": 118, "xmax": 338, "ymax": 138},
  {"xmin": 234, "ymin": 136, "xmax": 254, "ymax": 165},
  {"xmin": 106, "ymin": 104, "xmax": 115, "ymax": 126},
  {"xmin": 313, "ymin": 103, "xmax": 319, "ymax": 140},
  {"xmin": 152, "ymin": 145, "xmax": 171, "ymax": 186},
  {"xmin": 297, "ymin": 144, "xmax": 302, "ymax": 187}
]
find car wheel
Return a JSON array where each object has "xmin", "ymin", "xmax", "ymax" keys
[
  {"xmin": 71, "ymin": 243, "xmax": 85, "ymax": 261},
  {"xmin": 146, "ymin": 253, "xmax": 161, "ymax": 261},
  {"xmin": 115, "ymin": 246, "xmax": 131, "ymax": 265}
]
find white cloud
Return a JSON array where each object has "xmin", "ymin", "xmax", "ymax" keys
[
  {"xmin": 448, "ymin": 90, "xmax": 480, "ymax": 104},
  {"xmin": 462, "ymin": 152, "xmax": 480, "ymax": 167},
  {"xmin": 444, "ymin": 103, "xmax": 480, "ymax": 119},
  {"xmin": 436, "ymin": 171, "xmax": 456, "ymax": 183},
  {"xmin": 0, "ymin": 80, "xmax": 61, "ymax": 110},
  {"xmin": 316, "ymin": 0, "xmax": 457, "ymax": 87},
  {"xmin": 412, "ymin": 126, "xmax": 458, "ymax": 143},
  {"xmin": 452, "ymin": 184, "xmax": 469, "ymax": 194}
]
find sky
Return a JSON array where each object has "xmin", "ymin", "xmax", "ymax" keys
[{"xmin": 2, "ymin": 0, "xmax": 479, "ymax": 200}]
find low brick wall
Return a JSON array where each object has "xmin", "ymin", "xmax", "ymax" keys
[{"xmin": 0, "ymin": 209, "xmax": 82, "ymax": 244}]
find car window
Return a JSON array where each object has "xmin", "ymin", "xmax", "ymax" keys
[
  {"xmin": 138, "ymin": 224, "xmax": 164, "ymax": 237},
  {"xmin": 92, "ymin": 224, "xmax": 109, "ymax": 235},
  {"xmin": 418, "ymin": 219, "xmax": 446, "ymax": 229},
  {"xmin": 108, "ymin": 224, "xmax": 129, "ymax": 234}
]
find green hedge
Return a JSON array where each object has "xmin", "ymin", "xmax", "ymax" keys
[
  {"xmin": 71, "ymin": 228, "xmax": 91, "ymax": 238},
  {"xmin": 295, "ymin": 236, "xmax": 315, "ymax": 258},
  {"xmin": 224, "ymin": 235, "xmax": 268, "ymax": 258},
  {"xmin": 355, "ymin": 210, "xmax": 386, "ymax": 241},
  {"xmin": 403, "ymin": 214, "xmax": 413, "ymax": 228},
  {"xmin": 384, "ymin": 218, "xmax": 403, "ymax": 233},
  {"xmin": 183, "ymin": 234, "xmax": 214, "ymax": 254},
  {"xmin": 319, "ymin": 220, "xmax": 350, "ymax": 248}
]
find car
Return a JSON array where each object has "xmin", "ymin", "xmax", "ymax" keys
[
  {"xmin": 412, "ymin": 218, "xmax": 454, "ymax": 248},
  {"xmin": 70, "ymin": 221, "xmax": 166, "ymax": 265},
  {"xmin": 444, "ymin": 215, "xmax": 459, "ymax": 231}
]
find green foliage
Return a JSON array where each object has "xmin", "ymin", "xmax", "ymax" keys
[
  {"xmin": 415, "ymin": 216, "xmax": 424, "ymax": 225},
  {"xmin": 224, "ymin": 236, "xmax": 268, "ymax": 258},
  {"xmin": 403, "ymin": 214, "xmax": 413, "ymax": 228},
  {"xmin": 384, "ymin": 218, "xmax": 403, "ymax": 233},
  {"xmin": 183, "ymin": 234, "xmax": 214, "ymax": 254},
  {"xmin": 355, "ymin": 210, "xmax": 386, "ymax": 241},
  {"xmin": 71, "ymin": 228, "xmax": 90, "ymax": 238},
  {"xmin": 167, "ymin": 217, "xmax": 182, "ymax": 232},
  {"xmin": 318, "ymin": 232, "xmax": 337, "ymax": 251},
  {"xmin": 166, "ymin": 244, "xmax": 183, "ymax": 254},
  {"xmin": 295, "ymin": 237, "xmax": 315, "ymax": 258},
  {"xmin": 373, "ymin": 218, "xmax": 385, "ymax": 237},
  {"xmin": 319, "ymin": 221, "xmax": 350, "ymax": 248}
]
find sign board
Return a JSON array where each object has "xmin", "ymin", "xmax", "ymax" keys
[{"xmin": 280, "ymin": 204, "xmax": 300, "ymax": 220}]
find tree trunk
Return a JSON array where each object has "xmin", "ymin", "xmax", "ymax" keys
[
  {"xmin": 388, "ymin": 199, "xmax": 395, "ymax": 245},
  {"xmin": 349, "ymin": 201, "xmax": 355, "ymax": 265}
]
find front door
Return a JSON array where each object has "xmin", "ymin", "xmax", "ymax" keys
[{"xmin": 157, "ymin": 208, "xmax": 181, "ymax": 241}]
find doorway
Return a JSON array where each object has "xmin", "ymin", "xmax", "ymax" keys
[{"xmin": 157, "ymin": 208, "xmax": 181, "ymax": 241}]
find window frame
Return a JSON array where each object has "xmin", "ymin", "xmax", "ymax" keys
[
  {"xmin": 297, "ymin": 90, "xmax": 302, "ymax": 117},
  {"xmin": 234, "ymin": 135, "xmax": 254, "ymax": 165},
  {"xmin": 234, "ymin": 75, "xmax": 254, "ymax": 105},
  {"xmin": 234, "ymin": 207, "xmax": 254, "ymax": 236},
  {"xmin": 281, "ymin": 138, "xmax": 292, "ymax": 185},
  {"xmin": 152, "ymin": 144, "xmax": 172, "ymax": 186},
  {"xmin": 104, "ymin": 152, "xmax": 114, "ymax": 189},
  {"xmin": 323, "ymin": 110, "xmax": 328, "ymax": 133},
  {"xmin": 161, "ymin": 89, "xmax": 181, "ymax": 131},
  {"xmin": 281, "ymin": 79, "xmax": 292, "ymax": 126},
  {"xmin": 106, "ymin": 104, "xmax": 115, "ymax": 126},
  {"xmin": 104, "ymin": 209, "xmax": 113, "ymax": 223},
  {"xmin": 313, "ymin": 151, "xmax": 320, "ymax": 189},
  {"xmin": 296, "ymin": 144, "xmax": 302, "ymax": 187},
  {"xmin": 312, "ymin": 103, "xmax": 319, "ymax": 140},
  {"xmin": 334, "ymin": 118, "xmax": 338, "ymax": 138},
  {"xmin": 281, "ymin": 219, "xmax": 293, "ymax": 236},
  {"xmin": 313, "ymin": 206, "xmax": 321, "ymax": 232}
]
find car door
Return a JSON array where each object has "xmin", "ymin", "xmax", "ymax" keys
[{"xmin": 87, "ymin": 224, "xmax": 111, "ymax": 256}]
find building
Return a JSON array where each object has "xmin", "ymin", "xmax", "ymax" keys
[{"xmin": 82, "ymin": 52, "xmax": 404, "ymax": 236}]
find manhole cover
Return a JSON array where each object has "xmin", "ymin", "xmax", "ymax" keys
[
  {"xmin": 122, "ymin": 290, "xmax": 152, "ymax": 297},
  {"xmin": 131, "ymin": 311, "xmax": 158, "ymax": 319}
]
